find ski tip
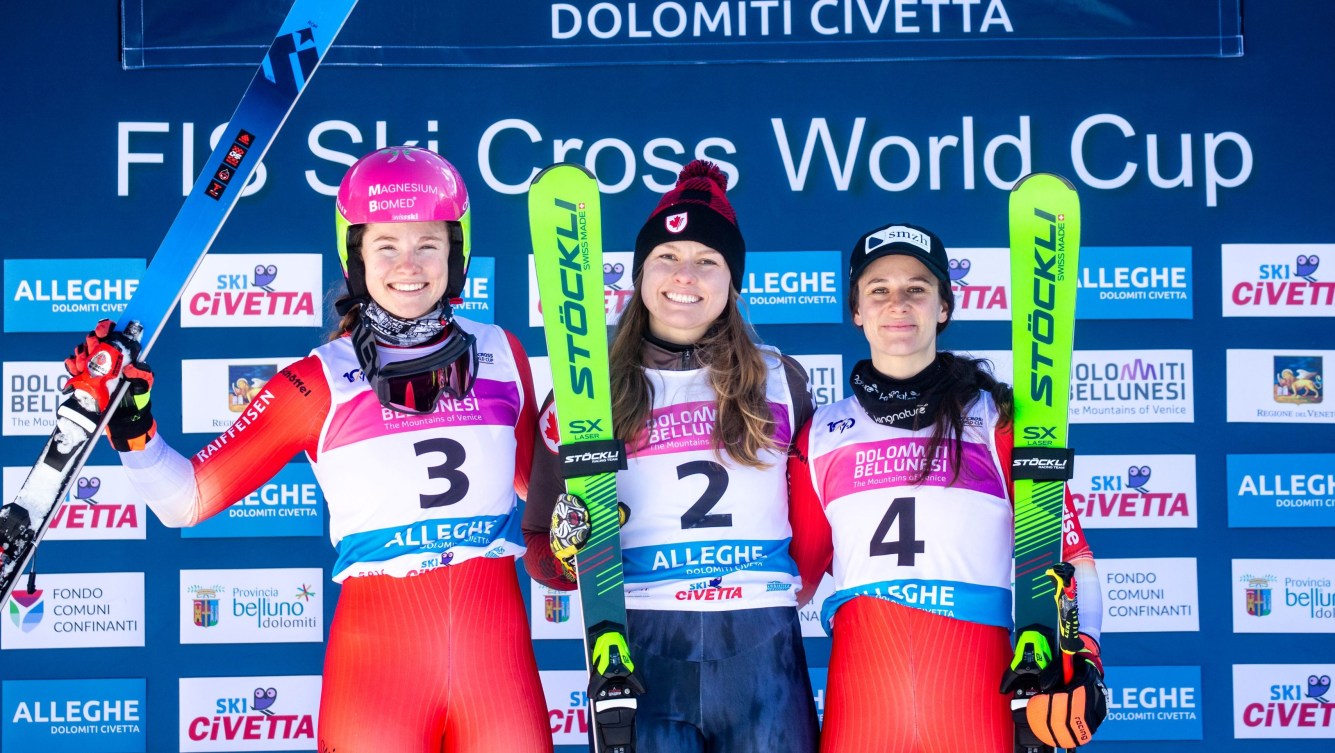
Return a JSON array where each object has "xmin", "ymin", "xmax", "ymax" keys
[
  {"xmin": 530, "ymin": 162, "xmax": 597, "ymax": 189},
  {"xmin": 1011, "ymin": 172, "xmax": 1077, "ymax": 193}
]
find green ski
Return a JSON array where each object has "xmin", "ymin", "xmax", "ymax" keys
[
  {"xmin": 1001, "ymin": 172, "xmax": 1084, "ymax": 753},
  {"xmin": 528, "ymin": 163, "xmax": 644, "ymax": 753}
]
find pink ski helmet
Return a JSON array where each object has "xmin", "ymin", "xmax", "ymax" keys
[{"xmin": 335, "ymin": 147, "xmax": 472, "ymax": 300}]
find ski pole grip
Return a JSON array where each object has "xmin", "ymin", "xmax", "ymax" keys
[{"xmin": 1011, "ymin": 447, "xmax": 1076, "ymax": 481}]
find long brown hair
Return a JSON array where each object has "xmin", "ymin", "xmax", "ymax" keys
[
  {"xmin": 914, "ymin": 352, "xmax": 1014, "ymax": 485},
  {"xmin": 610, "ymin": 287, "xmax": 778, "ymax": 468}
]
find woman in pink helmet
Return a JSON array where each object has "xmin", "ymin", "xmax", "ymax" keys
[{"xmin": 63, "ymin": 147, "xmax": 552, "ymax": 752}]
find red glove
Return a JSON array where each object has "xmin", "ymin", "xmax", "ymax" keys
[{"xmin": 64, "ymin": 319, "xmax": 156, "ymax": 451}]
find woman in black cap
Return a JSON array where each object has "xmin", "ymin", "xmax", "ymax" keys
[
  {"xmin": 524, "ymin": 160, "xmax": 820, "ymax": 751},
  {"xmin": 786, "ymin": 222, "xmax": 1108, "ymax": 752}
]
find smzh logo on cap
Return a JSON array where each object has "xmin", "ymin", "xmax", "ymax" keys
[
  {"xmin": 666, "ymin": 212, "xmax": 688, "ymax": 233},
  {"xmin": 866, "ymin": 225, "xmax": 931, "ymax": 253}
]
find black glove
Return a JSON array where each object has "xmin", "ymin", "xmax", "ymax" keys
[{"xmin": 1027, "ymin": 634, "xmax": 1108, "ymax": 748}]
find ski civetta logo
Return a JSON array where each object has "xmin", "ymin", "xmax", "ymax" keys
[
  {"xmin": 74, "ymin": 475, "xmax": 101, "ymax": 502},
  {"xmin": 949, "ymin": 258, "xmax": 972, "ymax": 284},
  {"xmin": 1127, "ymin": 465, "xmax": 1152, "ymax": 492},
  {"xmin": 252, "ymin": 687, "xmax": 279, "ymax": 716},
  {"xmin": 252, "ymin": 264, "xmax": 278, "ymax": 292}
]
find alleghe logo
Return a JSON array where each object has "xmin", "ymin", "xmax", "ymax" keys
[{"xmin": 4, "ymin": 678, "xmax": 146, "ymax": 750}]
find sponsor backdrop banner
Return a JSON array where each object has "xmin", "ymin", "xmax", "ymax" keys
[
  {"xmin": 1232, "ymin": 664, "xmax": 1335, "ymax": 740},
  {"xmin": 3, "ymin": 465, "xmax": 147, "ymax": 541},
  {"xmin": 3, "ymin": 259, "xmax": 144, "ymax": 333},
  {"xmin": 1, "ymin": 3, "xmax": 1330, "ymax": 752},
  {"xmin": 121, "ymin": 1, "xmax": 1244, "ymax": 69},
  {"xmin": 1100, "ymin": 665, "xmax": 1204, "ymax": 742},
  {"xmin": 1232, "ymin": 560, "xmax": 1335, "ymax": 634},
  {"xmin": 177, "ymin": 675, "xmax": 321, "ymax": 751},
  {"xmin": 0, "ymin": 678, "xmax": 146, "ymax": 753},
  {"xmin": 1227, "ymin": 454, "xmax": 1335, "ymax": 528}
]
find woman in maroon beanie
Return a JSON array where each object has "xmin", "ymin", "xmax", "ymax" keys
[{"xmin": 524, "ymin": 160, "xmax": 821, "ymax": 751}]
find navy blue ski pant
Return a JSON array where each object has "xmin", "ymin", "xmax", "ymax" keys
[{"xmin": 624, "ymin": 606, "xmax": 820, "ymax": 753}]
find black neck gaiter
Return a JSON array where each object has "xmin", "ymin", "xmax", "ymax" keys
[{"xmin": 848, "ymin": 356, "xmax": 946, "ymax": 430}]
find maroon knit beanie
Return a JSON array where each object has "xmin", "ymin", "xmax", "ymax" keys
[{"xmin": 633, "ymin": 160, "xmax": 745, "ymax": 291}]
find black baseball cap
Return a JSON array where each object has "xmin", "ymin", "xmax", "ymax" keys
[{"xmin": 848, "ymin": 222, "xmax": 951, "ymax": 291}]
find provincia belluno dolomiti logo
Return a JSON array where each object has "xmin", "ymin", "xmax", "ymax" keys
[
  {"xmin": 1233, "ymin": 559, "xmax": 1335, "ymax": 633},
  {"xmin": 179, "ymin": 568, "xmax": 323, "ymax": 645}
]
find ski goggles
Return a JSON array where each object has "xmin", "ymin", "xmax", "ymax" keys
[{"xmin": 352, "ymin": 320, "xmax": 478, "ymax": 415}]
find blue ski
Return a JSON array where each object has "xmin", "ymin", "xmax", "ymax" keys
[{"xmin": 0, "ymin": 0, "xmax": 359, "ymax": 603}]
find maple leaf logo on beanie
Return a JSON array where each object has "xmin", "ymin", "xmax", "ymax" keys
[{"xmin": 634, "ymin": 159, "xmax": 746, "ymax": 290}]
